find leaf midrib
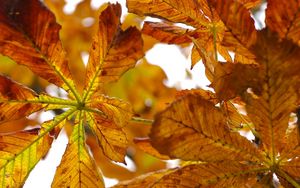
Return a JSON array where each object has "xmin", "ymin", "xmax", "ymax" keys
[{"xmin": 7, "ymin": 17, "xmax": 81, "ymax": 103}]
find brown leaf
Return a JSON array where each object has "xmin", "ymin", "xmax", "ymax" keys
[
  {"xmin": 0, "ymin": 0, "xmax": 75, "ymax": 92},
  {"xmin": 238, "ymin": 0, "xmax": 262, "ymax": 9},
  {"xmin": 210, "ymin": 62, "xmax": 262, "ymax": 100},
  {"xmin": 280, "ymin": 126, "xmax": 300, "ymax": 160},
  {"xmin": 208, "ymin": 0, "xmax": 257, "ymax": 57},
  {"xmin": 244, "ymin": 29, "xmax": 299, "ymax": 157},
  {"xmin": 266, "ymin": 0, "xmax": 300, "ymax": 45}
]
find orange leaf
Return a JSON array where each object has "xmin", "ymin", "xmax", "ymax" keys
[
  {"xmin": 150, "ymin": 94, "xmax": 262, "ymax": 162},
  {"xmin": 209, "ymin": 0, "xmax": 257, "ymax": 57},
  {"xmin": 0, "ymin": 0, "xmax": 76, "ymax": 92},
  {"xmin": 134, "ymin": 138, "xmax": 170, "ymax": 160},
  {"xmin": 0, "ymin": 75, "xmax": 42, "ymax": 123},
  {"xmin": 114, "ymin": 162, "xmax": 265, "ymax": 187},
  {"xmin": 210, "ymin": 62, "xmax": 262, "ymax": 100},
  {"xmin": 244, "ymin": 29, "xmax": 299, "ymax": 156},
  {"xmin": 142, "ymin": 21, "xmax": 194, "ymax": 44},
  {"xmin": 84, "ymin": 3, "xmax": 143, "ymax": 100},
  {"xmin": 127, "ymin": 0, "xmax": 209, "ymax": 28},
  {"xmin": 238, "ymin": 0, "xmax": 262, "ymax": 9},
  {"xmin": 86, "ymin": 94, "xmax": 132, "ymax": 162},
  {"xmin": 52, "ymin": 112, "xmax": 104, "ymax": 187},
  {"xmin": 281, "ymin": 159, "xmax": 300, "ymax": 180}
]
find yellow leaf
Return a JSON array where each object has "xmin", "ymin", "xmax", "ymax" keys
[
  {"xmin": 114, "ymin": 162, "xmax": 266, "ymax": 188},
  {"xmin": 153, "ymin": 163, "xmax": 265, "ymax": 187},
  {"xmin": 0, "ymin": 0, "xmax": 76, "ymax": 94},
  {"xmin": 0, "ymin": 128, "xmax": 53, "ymax": 187},
  {"xmin": 0, "ymin": 75, "xmax": 42, "ymax": 123},
  {"xmin": 52, "ymin": 111, "xmax": 104, "ymax": 188},
  {"xmin": 86, "ymin": 94, "xmax": 132, "ymax": 162},
  {"xmin": 83, "ymin": 3, "xmax": 143, "ymax": 101},
  {"xmin": 113, "ymin": 168, "xmax": 175, "ymax": 188},
  {"xmin": 150, "ymin": 94, "xmax": 262, "ymax": 162}
]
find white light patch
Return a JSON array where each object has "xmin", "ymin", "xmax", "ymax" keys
[
  {"xmin": 24, "ymin": 130, "xmax": 69, "ymax": 188},
  {"xmin": 81, "ymin": 51, "xmax": 89, "ymax": 66},
  {"xmin": 112, "ymin": 156, "xmax": 137, "ymax": 172},
  {"xmin": 63, "ymin": 0, "xmax": 83, "ymax": 14},
  {"xmin": 189, "ymin": 62, "xmax": 211, "ymax": 90},
  {"xmin": 146, "ymin": 44, "xmax": 189, "ymax": 88},
  {"xmin": 45, "ymin": 84, "xmax": 68, "ymax": 99},
  {"xmin": 103, "ymin": 177, "xmax": 119, "ymax": 187},
  {"xmin": 166, "ymin": 159, "xmax": 180, "ymax": 168},
  {"xmin": 81, "ymin": 17, "xmax": 95, "ymax": 27},
  {"xmin": 38, "ymin": 111, "xmax": 55, "ymax": 123},
  {"xmin": 91, "ymin": 0, "xmax": 127, "ymax": 20},
  {"xmin": 174, "ymin": 23, "xmax": 195, "ymax": 30},
  {"xmin": 251, "ymin": 2, "xmax": 267, "ymax": 30},
  {"xmin": 239, "ymin": 130, "xmax": 255, "ymax": 141},
  {"xmin": 144, "ymin": 17, "xmax": 163, "ymax": 23}
]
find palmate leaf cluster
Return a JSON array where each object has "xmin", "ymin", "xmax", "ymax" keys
[
  {"xmin": 0, "ymin": 0, "xmax": 143, "ymax": 187},
  {"xmin": 0, "ymin": 0, "xmax": 300, "ymax": 187}
]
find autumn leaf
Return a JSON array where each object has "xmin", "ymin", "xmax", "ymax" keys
[
  {"xmin": 0, "ymin": 128, "xmax": 53, "ymax": 187},
  {"xmin": 0, "ymin": 0, "xmax": 144, "ymax": 187},
  {"xmin": 133, "ymin": 138, "xmax": 170, "ymax": 160},
  {"xmin": 86, "ymin": 94, "xmax": 132, "ymax": 162},
  {"xmin": 0, "ymin": 0, "xmax": 77, "ymax": 96},
  {"xmin": 0, "ymin": 75, "xmax": 42, "ymax": 123},
  {"xmin": 150, "ymin": 94, "xmax": 262, "ymax": 162},
  {"xmin": 83, "ymin": 3, "xmax": 143, "ymax": 101},
  {"xmin": 266, "ymin": 0, "xmax": 300, "ymax": 45},
  {"xmin": 114, "ymin": 0, "xmax": 300, "ymax": 187},
  {"xmin": 128, "ymin": 0, "xmax": 258, "ymax": 72},
  {"xmin": 52, "ymin": 112, "xmax": 104, "ymax": 187}
]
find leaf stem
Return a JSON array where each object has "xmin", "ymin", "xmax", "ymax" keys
[
  {"xmin": 83, "ymin": 106, "xmax": 154, "ymax": 125},
  {"xmin": 2, "ymin": 98, "xmax": 78, "ymax": 107},
  {"xmin": 211, "ymin": 23, "xmax": 218, "ymax": 62},
  {"xmin": 131, "ymin": 117, "xmax": 154, "ymax": 125}
]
